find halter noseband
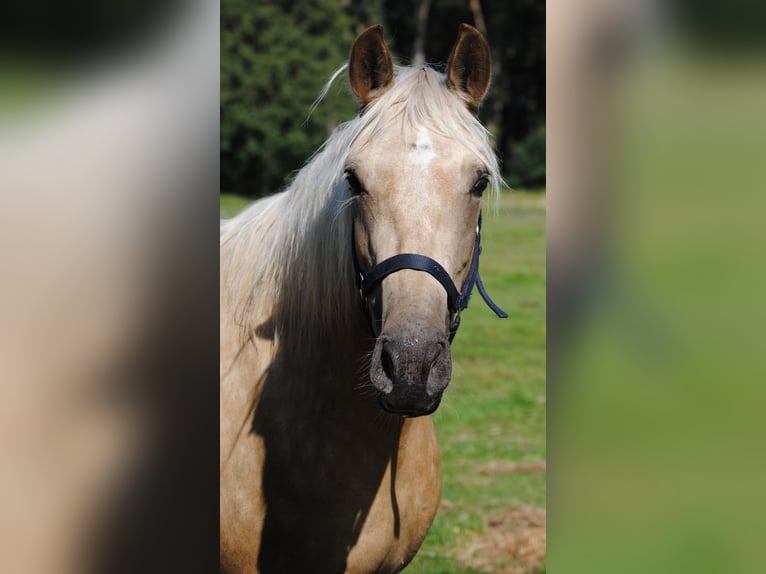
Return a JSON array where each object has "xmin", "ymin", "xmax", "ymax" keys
[{"xmin": 353, "ymin": 213, "xmax": 508, "ymax": 342}]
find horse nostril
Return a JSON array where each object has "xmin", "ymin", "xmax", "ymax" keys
[
  {"xmin": 381, "ymin": 340, "xmax": 397, "ymax": 382},
  {"xmin": 423, "ymin": 341, "xmax": 443, "ymax": 367},
  {"xmin": 421, "ymin": 341, "xmax": 443, "ymax": 380}
]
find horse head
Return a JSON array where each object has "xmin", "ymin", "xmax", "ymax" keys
[{"xmin": 346, "ymin": 25, "xmax": 496, "ymax": 417}]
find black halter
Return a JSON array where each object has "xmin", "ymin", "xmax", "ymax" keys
[{"xmin": 353, "ymin": 212, "xmax": 508, "ymax": 342}]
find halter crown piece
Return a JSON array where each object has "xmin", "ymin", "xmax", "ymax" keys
[{"xmin": 353, "ymin": 212, "xmax": 508, "ymax": 342}]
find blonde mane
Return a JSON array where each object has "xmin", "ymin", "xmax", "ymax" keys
[{"xmin": 220, "ymin": 65, "xmax": 501, "ymax": 353}]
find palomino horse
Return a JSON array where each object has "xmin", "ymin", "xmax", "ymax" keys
[{"xmin": 221, "ymin": 24, "xmax": 506, "ymax": 573}]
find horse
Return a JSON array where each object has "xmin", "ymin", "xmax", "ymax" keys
[{"xmin": 220, "ymin": 24, "xmax": 506, "ymax": 574}]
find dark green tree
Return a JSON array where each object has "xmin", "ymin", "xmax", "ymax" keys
[
  {"xmin": 506, "ymin": 123, "xmax": 545, "ymax": 189},
  {"xmin": 221, "ymin": 0, "xmax": 373, "ymax": 197}
]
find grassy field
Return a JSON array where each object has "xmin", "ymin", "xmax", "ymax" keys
[
  {"xmin": 220, "ymin": 194, "xmax": 253, "ymax": 219},
  {"xmin": 220, "ymin": 191, "xmax": 546, "ymax": 573}
]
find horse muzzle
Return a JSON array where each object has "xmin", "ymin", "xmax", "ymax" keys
[{"xmin": 369, "ymin": 334, "xmax": 452, "ymax": 417}]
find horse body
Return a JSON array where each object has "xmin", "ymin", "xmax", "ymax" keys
[{"xmin": 221, "ymin": 24, "xmax": 499, "ymax": 573}]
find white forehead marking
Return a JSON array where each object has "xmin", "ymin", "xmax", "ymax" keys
[{"xmin": 408, "ymin": 126, "xmax": 437, "ymax": 167}]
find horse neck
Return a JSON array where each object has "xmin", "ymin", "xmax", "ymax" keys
[{"xmin": 269, "ymin": 295, "xmax": 378, "ymax": 421}]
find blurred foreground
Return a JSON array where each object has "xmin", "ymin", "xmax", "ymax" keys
[
  {"xmin": 0, "ymin": 1, "xmax": 219, "ymax": 572},
  {"xmin": 548, "ymin": 0, "xmax": 766, "ymax": 572}
]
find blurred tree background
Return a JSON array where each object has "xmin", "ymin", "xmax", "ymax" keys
[{"xmin": 221, "ymin": 0, "xmax": 544, "ymax": 197}]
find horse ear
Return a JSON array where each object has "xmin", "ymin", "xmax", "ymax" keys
[
  {"xmin": 446, "ymin": 24, "xmax": 491, "ymax": 110},
  {"xmin": 349, "ymin": 25, "xmax": 394, "ymax": 106}
]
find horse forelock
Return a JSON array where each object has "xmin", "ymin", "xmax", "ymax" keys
[
  {"xmin": 351, "ymin": 66, "xmax": 502, "ymax": 198},
  {"xmin": 220, "ymin": 64, "xmax": 501, "ymax": 355}
]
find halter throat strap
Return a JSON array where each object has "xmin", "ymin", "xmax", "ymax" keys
[{"xmin": 353, "ymin": 213, "xmax": 508, "ymax": 342}]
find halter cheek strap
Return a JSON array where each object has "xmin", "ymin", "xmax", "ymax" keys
[{"xmin": 353, "ymin": 212, "xmax": 508, "ymax": 342}]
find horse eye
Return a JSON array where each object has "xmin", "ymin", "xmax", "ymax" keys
[
  {"xmin": 471, "ymin": 175, "xmax": 489, "ymax": 196},
  {"xmin": 345, "ymin": 170, "xmax": 364, "ymax": 195}
]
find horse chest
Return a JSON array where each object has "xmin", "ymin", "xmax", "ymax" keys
[
  {"xmin": 252, "ymin": 396, "xmax": 441, "ymax": 574},
  {"xmin": 346, "ymin": 421, "xmax": 442, "ymax": 573}
]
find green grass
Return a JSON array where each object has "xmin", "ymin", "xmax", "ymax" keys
[
  {"xmin": 220, "ymin": 191, "xmax": 546, "ymax": 572},
  {"xmin": 220, "ymin": 194, "xmax": 253, "ymax": 219}
]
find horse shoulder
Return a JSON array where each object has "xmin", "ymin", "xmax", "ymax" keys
[{"xmin": 220, "ymin": 310, "xmax": 274, "ymax": 573}]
